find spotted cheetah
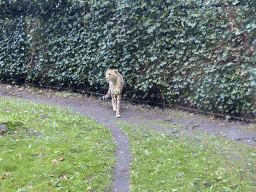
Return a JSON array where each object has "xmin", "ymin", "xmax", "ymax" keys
[{"xmin": 101, "ymin": 69, "xmax": 124, "ymax": 118}]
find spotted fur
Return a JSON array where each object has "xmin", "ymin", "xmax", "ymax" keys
[{"xmin": 101, "ymin": 69, "xmax": 124, "ymax": 118}]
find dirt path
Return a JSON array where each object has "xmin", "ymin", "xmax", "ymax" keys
[{"xmin": 0, "ymin": 85, "xmax": 256, "ymax": 191}]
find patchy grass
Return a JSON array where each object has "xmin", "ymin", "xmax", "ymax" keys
[
  {"xmin": 116, "ymin": 120, "xmax": 256, "ymax": 192},
  {"xmin": 168, "ymin": 109, "xmax": 193, "ymax": 119},
  {"xmin": 0, "ymin": 97, "xmax": 115, "ymax": 191},
  {"xmin": 151, "ymin": 119, "xmax": 184, "ymax": 130}
]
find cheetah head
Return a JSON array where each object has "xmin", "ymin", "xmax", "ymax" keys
[{"xmin": 105, "ymin": 69, "xmax": 118, "ymax": 82}]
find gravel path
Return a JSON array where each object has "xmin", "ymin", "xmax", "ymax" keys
[{"xmin": 0, "ymin": 85, "xmax": 256, "ymax": 191}]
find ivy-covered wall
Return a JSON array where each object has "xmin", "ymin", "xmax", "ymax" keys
[{"xmin": 1, "ymin": 0, "xmax": 256, "ymax": 115}]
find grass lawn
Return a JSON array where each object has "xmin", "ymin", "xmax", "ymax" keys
[
  {"xmin": 116, "ymin": 120, "xmax": 256, "ymax": 192},
  {"xmin": 0, "ymin": 97, "xmax": 115, "ymax": 191}
]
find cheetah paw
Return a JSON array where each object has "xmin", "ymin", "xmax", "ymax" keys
[{"xmin": 116, "ymin": 114, "xmax": 121, "ymax": 118}]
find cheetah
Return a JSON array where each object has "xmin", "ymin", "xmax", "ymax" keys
[{"xmin": 101, "ymin": 69, "xmax": 124, "ymax": 118}]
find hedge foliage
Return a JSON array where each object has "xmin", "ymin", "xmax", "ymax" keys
[{"xmin": 1, "ymin": 0, "xmax": 256, "ymax": 115}]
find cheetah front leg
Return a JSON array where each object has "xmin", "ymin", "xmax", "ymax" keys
[
  {"xmin": 116, "ymin": 94, "xmax": 121, "ymax": 118},
  {"xmin": 111, "ymin": 94, "xmax": 117, "ymax": 111}
]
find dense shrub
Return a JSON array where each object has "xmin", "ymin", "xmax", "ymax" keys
[{"xmin": 0, "ymin": 0, "xmax": 256, "ymax": 115}]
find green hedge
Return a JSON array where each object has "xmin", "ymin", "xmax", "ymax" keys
[{"xmin": 1, "ymin": 0, "xmax": 256, "ymax": 115}]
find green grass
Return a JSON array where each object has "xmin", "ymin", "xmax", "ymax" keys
[
  {"xmin": 0, "ymin": 97, "xmax": 115, "ymax": 191},
  {"xmin": 116, "ymin": 120, "xmax": 256, "ymax": 192},
  {"xmin": 168, "ymin": 109, "xmax": 193, "ymax": 119}
]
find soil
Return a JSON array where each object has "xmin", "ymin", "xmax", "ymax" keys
[{"xmin": 0, "ymin": 84, "xmax": 256, "ymax": 191}]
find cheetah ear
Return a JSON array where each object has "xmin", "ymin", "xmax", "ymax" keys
[{"xmin": 114, "ymin": 69, "xmax": 118, "ymax": 74}]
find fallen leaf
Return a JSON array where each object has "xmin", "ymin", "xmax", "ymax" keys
[
  {"xmin": 0, "ymin": 176, "xmax": 4, "ymax": 179},
  {"xmin": 0, "ymin": 158, "xmax": 2, "ymax": 161},
  {"xmin": 214, "ymin": 176, "xmax": 222, "ymax": 181},
  {"xmin": 202, "ymin": 181, "xmax": 211, "ymax": 186},
  {"xmin": 58, "ymin": 174, "xmax": 68, "ymax": 180},
  {"xmin": 3, "ymin": 172, "xmax": 9, "ymax": 176},
  {"xmin": 50, "ymin": 174, "xmax": 54, "ymax": 177},
  {"xmin": 52, "ymin": 159, "xmax": 58, "ymax": 163},
  {"xmin": 59, "ymin": 157, "xmax": 64, "ymax": 161}
]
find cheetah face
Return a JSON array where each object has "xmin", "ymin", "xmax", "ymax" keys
[{"xmin": 105, "ymin": 69, "xmax": 118, "ymax": 82}]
